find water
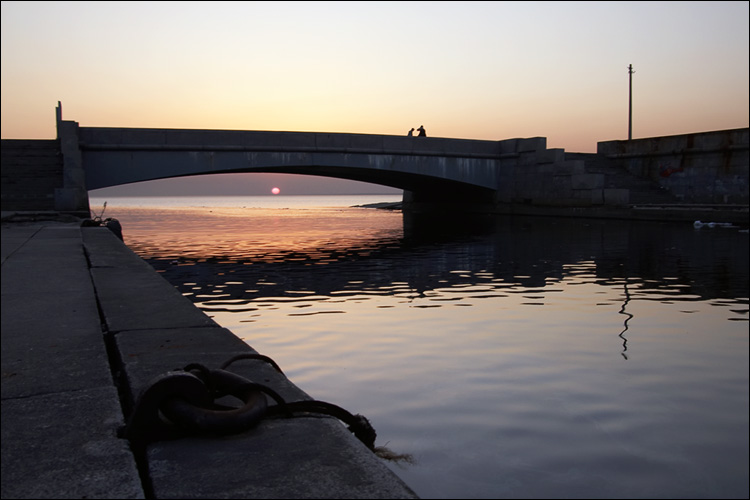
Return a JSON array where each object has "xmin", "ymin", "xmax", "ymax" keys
[{"xmin": 91, "ymin": 195, "xmax": 749, "ymax": 499}]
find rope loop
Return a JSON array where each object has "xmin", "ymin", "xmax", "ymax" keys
[{"xmin": 124, "ymin": 354, "xmax": 410, "ymax": 462}]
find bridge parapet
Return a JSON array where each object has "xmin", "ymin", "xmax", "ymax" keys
[{"xmin": 78, "ymin": 127, "xmax": 546, "ymax": 160}]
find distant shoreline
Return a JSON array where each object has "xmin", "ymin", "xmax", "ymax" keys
[{"xmin": 353, "ymin": 201, "xmax": 403, "ymax": 210}]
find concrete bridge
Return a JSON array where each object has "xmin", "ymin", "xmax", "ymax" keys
[
  {"xmin": 65, "ymin": 104, "xmax": 548, "ymax": 215},
  {"xmin": 1, "ymin": 103, "xmax": 748, "ymax": 223},
  {"xmin": 76, "ymin": 121, "xmax": 514, "ymax": 208}
]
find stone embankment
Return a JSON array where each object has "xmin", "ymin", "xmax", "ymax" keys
[
  {"xmin": 1, "ymin": 215, "xmax": 418, "ymax": 499},
  {"xmin": 1, "ymin": 140, "xmax": 62, "ymax": 211}
]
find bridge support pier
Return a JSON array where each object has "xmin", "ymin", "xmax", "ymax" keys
[
  {"xmin": 401, "ymin": 187, "xmax": 499, "ymax": 237},
  {"xmin": 402, "ymin": 185, "xmax": 497, "ymax": 215},
  {"xmin": 55, "ymin": 103, "xmax": 90, "ymax": 217}
]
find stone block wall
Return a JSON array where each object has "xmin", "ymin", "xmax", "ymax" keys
[
  {"xmin": 1, "ymin": 140, "xmax": 62, "ymax": 211},
  {"xmin": 597, "ymin": 128, "xmax": 749, "ymax": 204},
  {"xmin": 494, "ymin": 137, "xmax": 614, "ymax": 207}
]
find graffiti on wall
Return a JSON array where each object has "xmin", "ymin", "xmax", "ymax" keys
[{"xmin": 659, "ymin": 162, "xmax": 684, "ymax": 178}]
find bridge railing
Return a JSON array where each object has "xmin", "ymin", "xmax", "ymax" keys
[{"xmin": 78, "ymin": 127, "xmax": 547, "ymax": 160}]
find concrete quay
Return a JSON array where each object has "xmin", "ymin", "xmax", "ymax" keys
[{"xmin": 1, "ymin": 214, "xmax": 418, "ymax": 499}]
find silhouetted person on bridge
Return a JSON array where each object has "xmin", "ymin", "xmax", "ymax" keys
[
  {"xmin": 408, "ymin": 128, "xmax": 414, "ymax": 136},
  {"xmin": 417, "ymin": 125, "xmax": 426, "ymax": 137}
]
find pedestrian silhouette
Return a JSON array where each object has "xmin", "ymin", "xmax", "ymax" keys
[
  {"xmin": 417, "ymin": 125, "xmax": 426, "ymax": 137},
  {"xmin": 408, "ymin": 128, "xmax": 414, "ymax": 136}
]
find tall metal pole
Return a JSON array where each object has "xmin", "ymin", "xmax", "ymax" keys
[{"xmin": 628, "ymin": 64, "xmax": 634, "ymax": 140}]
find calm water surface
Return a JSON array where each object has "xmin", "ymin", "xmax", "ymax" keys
[{"xmin": 92, "ymin": 195, "xmax": 749, "ymax": 499}]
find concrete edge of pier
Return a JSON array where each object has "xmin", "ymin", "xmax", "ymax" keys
[{"xmin": 1, "ymin": 215, "xmax": 419, "ymax": 499}]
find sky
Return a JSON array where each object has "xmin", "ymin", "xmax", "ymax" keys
[{"xmin": 2, "ymin": 1, "xmax": 748, "ymax": 196}]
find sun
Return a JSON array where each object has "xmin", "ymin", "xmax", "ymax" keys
[{"xmin": 271, "ymin": 187, "xmax": 281, "ymax": 195}]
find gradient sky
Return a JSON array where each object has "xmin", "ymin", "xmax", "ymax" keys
[{"xmin": 2, "ymin": 1, "xmax": 748, "ymax": 196}]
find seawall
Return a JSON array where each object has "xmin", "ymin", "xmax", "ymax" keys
[
  {"xmin": 0, "ymin": 218, "xmax": 418, "ymax": 499},
  {"xmin": 598, "ymin": 128, "xmax": 749, "ymax": 204}
]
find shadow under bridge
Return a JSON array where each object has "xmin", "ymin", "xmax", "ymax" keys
[{"xmin": 79, "ymin": 128, "xmax": 504, "ymax": 209}]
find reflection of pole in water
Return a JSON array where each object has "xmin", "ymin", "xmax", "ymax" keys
[{"xmin": 619, "ymin": 281, "xmax": 633, "ymax": 359}]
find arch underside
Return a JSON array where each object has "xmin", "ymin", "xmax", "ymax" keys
[{"xmin": 82, "ymin": 150, "xmax": 498, "ymax": 206}]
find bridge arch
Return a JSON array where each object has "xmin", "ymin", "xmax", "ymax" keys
[{"xmin": 79, "ymin": 128, "xmax": 504, "ymax": 210}]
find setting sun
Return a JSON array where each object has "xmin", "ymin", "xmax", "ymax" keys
[{"xmin": 271, "ymin": 187, "xmax": 280, "ymax": 195}]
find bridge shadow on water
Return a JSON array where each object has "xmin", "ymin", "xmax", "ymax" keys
[{"xmin": 145, "ymin": 213, "xmax": 749, "ymax": 313}]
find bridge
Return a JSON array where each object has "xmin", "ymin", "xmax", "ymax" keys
[
  {"xmin": 66, "ymin": 105, "xmax": 543, "ymax": 214},
  {"xmin": 77, "ymin": 121, "xmax": 516, "ymax": 205},
  {"xmin": 1, "ymin": 103, "xmax": 748, "ymax": 223}
]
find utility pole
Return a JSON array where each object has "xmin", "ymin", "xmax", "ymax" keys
[{"xmin": 628, "ymin": 64, "xmax": 634, "ymax": 140}]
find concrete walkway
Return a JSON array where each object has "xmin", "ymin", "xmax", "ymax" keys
[{"xmin": 1, "ymin": 216, "xmax": 417, "ymax": 499}]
